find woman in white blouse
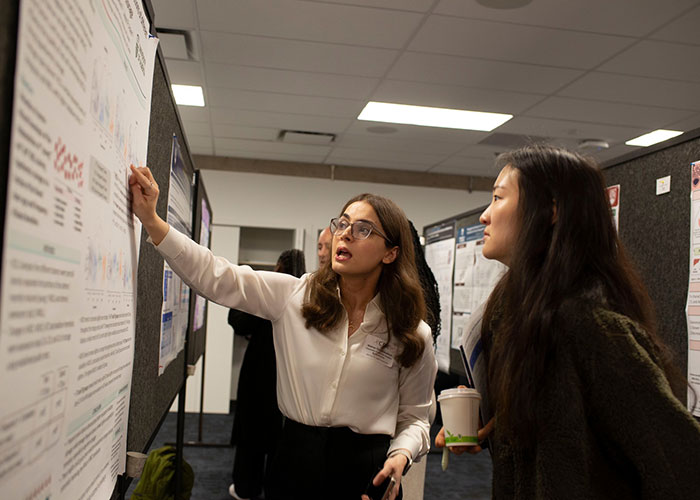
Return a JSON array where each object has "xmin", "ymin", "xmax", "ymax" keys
[{"xmin": 129, "ymin": 166, "xmax": 437, "ymax": 500}]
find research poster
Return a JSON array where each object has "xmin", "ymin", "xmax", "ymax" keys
[
  {"xmin": 159, "ymin": 136, "xmax": 194, "ymax": 375},
  {"xmin": 424, "ymin": 222, "xmax": 456, "ymax": 373},
  {"xmin": 452, "ymin": 224, "xmax": 506, "ymax": 348},
  {"xmin": 192, "ymin": 198, "xmax": 211, "ymax": 332},
  {"xmin": 686, "ymin": 161, "xmax": 700, "ymax": 416},
  {"xmin": 0, "ymin": 0, "xmax": 158, "ymax": 498}
]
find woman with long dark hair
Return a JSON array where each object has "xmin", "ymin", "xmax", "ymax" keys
[
  {"xmin": 128, "ymin": 168, "xmax": 437, "ymax": 500},
  {"xmin": 438, "ymin": 145, "xmax": 700, "ymax": 497}
]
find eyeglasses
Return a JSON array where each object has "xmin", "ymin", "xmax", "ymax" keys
[{"xmin": 329, "ymin": 217, "xmax": 393, "ymax": 244}]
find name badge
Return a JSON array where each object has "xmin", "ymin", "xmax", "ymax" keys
[{"xmin": 361, "ymin": 335, "xmax": 397, "ymax": 368}]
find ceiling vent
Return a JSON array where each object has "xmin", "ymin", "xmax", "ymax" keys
[
  {"xmin": 279, "ymin": 130, "xmax": 336, "ymax": 145},
  {"xmin": 479, "ymin": 132, "xmax": 549, "ymax": 148},
  {"xmin": 156, "ymin": 28, "xmax": 199, "ymax": 61}
]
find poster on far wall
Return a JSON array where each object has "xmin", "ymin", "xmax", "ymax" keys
[
  {"xmin": 424, "ymin": 222, "xmax": 456, "ymax": 373},
  {"xmin": 159, "ymin": 136, "xmax": 194, "ymax": 375},
  {"xmin": 685, "ymin": 161, "xmax": 700, "ymax": 416},
  {"xmin": 606, "ymin": 184, "xmax": 620, "ymax": 231}
]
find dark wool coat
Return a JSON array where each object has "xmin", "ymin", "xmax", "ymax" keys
[{"xmin": 489, "ymin": 297, "xmax": 700, "ymax": 499}]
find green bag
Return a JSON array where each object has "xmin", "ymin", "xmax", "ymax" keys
[{"xmin": 130, "ymin": 446, "xmax": 194, "ymax": 500}]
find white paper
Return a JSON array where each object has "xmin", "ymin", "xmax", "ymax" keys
[
  {"xmin": 606, "ymin": 185, "xmax": 620, "ymax": 232},
  {"xmin": 424, "ymin": 226, "xmax": 455, "ymax": 373},
  {"xmin": 192, "ymin": 199, "xmax": 211, "ymax": 332},
  {"xmin": 0, "ymin": 0, "xmax": 158, "ymax": 498},
  {"xmin": 159, "ymin": 136, "xmax": 193, "ymax": 375},
  {"xmin": 686, "ymin": 161, "xmax": 700, "ymax": 416}
]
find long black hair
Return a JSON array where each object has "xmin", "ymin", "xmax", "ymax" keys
[
  {"xmin": 409, "ymin": 221, "xmax": 441, "ymax": 345},
  {"xmin": 276, "ymin": 249, "xmax": 305, "ymax": 278},
  {"xmin": 484, "ymin": 144, "xmax": 686, "ymax": 444}
]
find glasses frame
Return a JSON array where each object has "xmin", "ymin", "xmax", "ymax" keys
[{"xmin": 329, "ymin": 217, "xmax": 393, "ymax": 245}]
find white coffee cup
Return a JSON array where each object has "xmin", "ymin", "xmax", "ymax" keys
[
  {"xmin": 438, "ymin": 387, "xmax": 481, "ymax": 447},
  {"xmin": 126, "ymin": 451, "xmax": 148, "ymax": 478}
]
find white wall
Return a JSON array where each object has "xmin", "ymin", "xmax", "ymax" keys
[{"xmin": 201, "ymin": 169, "xmax": 492, "ymax": 269}]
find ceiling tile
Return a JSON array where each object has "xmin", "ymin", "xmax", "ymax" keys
[
  {"xmin": 311, "ymin": 0, "xmax": 435, "ymax": 12},
  {"xmin": 159, "ymin": 32, "xmax": 189, "ymax": 59},
  {"xmin": 212, "ymin": 124, "xmax": 281, "ymax": 141},
  {"xmin": 182, "ymin": 121, "xmax": 212, "ymax": 136},
  {"xmin": 598, "ymin": 40, "xmax": 700, "ymax": 83},
  {"xmin": 496, "ymin": 116, "xmax": 646, "ymax": 143},
  {"xmin": 208, "ymin": 88, "xmax": 364, "ymax": 117},
  {"xmin": 215, "ymin": 137, "xmax": 331, "ymax": 156},
  {"xmin": 334, "ymin": 134, "xmax": 465, "ymax": 155},
  {"xmin": 409, "ymin": 16, "xmax": 633, "ymax": 69},
  {"xmin": 215, "ymin": 150, "xmax": 329, "ymax": 164},
  {"xmin": 344, "ymin": 120, "xmax": 490, "ymax": 144},
  {"xmin": 663, "ymin": 112, "xmax": 700, "ymax": 133},
  {"xmin": 164, "ymin": 59, "xmax": 204, "ymax": 86},
  {"xmin": 434, "ymin": 0, "xmax": 696, "ymax": 37},
  {"xmin": 597, "ymin": 144, "xmax": 643, "ymax": 165},
  {"xmin": 205, "ymin": 63, "xmax": 378, "ymax": 100},
  {"xmin": 559, "ymin": 72, "xmax": 700, "ymax": 111},
  {"xmin": 200, "ymin": 32, "xmax": 397, "ymax": 77},
  {"xmin": 651, "ymin": 4, "xmax": 700, "ymax": 45},
  {"xmin": 371, "ymin": 80, "xmax": 542, "ymax": 114},
  {"xmin": 176, "ymin": 105, "xmax": 210, "ymax": 121},
  {"xmin": 152, "ymin": 0, "xmax": 197, "ymax": 29},
  {"xmin": 196, "ymin": 0, "xmax": 422, "ymax": 48},
  {"xmin": 210, "ymin": 108, "xmax": 353, "ymax": 133},
  {"xmin": 185, "ymin": 135, "xmax": 214, "ymax": 155},
  {"xmin": 388, "ymin": 52, "xmax": 582, "ymax": 94},
  {"xmin": 525, "ymin": 96, "xmax": 695, "ymax": 128}
]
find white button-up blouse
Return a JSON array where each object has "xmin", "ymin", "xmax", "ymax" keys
[{"xmin": 154, "ymin": 227, "xmax": 438, "ymax": 461}]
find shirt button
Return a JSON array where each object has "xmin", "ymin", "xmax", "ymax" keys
[
  {"xmin": 332, "ymin": 381, "xmax": 338, "ymax": 389},
  {"xmin": 340, "ymin": 350, "xmax": 346, "ymax": 356}
]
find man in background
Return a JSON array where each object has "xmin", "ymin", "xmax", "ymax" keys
[{"xmin": 316, "ymin": 227, "xmax": 331, "ymax": 268}]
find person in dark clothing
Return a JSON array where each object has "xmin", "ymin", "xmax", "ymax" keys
[
  {"xmin": 228, "ymin": 249, "xmax": 306, "ymax": 500},
  {"xmin": 436, "ymin": 145, "xmax": 700, "ymax": 498}
]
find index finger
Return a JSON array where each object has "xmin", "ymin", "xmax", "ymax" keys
[{"xmin": 129, "ymin": 165, "xmax": 154, "ymax": 188}]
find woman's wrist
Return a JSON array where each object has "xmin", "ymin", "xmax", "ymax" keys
[{"xmin": 142, "ymin": 216, "xmax": 169, "ymax": 245}]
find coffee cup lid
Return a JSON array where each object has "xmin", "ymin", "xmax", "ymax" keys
[{"xmin": 437, "ymin": 387, "xmax": 480, "ymax": 401}]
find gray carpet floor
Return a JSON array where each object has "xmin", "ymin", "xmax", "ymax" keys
[{"xmin": 126, "ymin": 412, "xmax": 492, "ymax": 499}]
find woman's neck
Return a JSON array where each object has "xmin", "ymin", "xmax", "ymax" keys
[{"xmin": 339, "ymin": 274, "xmax": 378, "ymax": 313}]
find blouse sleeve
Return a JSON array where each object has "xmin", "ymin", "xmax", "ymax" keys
[
  {"xmin": 153, "ymin": 226, "xmax": 300, "ymax": 321},
  {"xmin": 582, "ymin": 311, "xmax": 700, "ymax": 497},
  {"xmin": 388, "ymin": 322, "xmax": 438, "ymax": 462}
]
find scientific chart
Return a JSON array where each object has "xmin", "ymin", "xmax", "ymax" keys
[
  {"xmin": 159, "ymin": 136, "xmax": 193, "ymax": 375},
  {"xmin": 686, "ymin": 161, "xmax": 700, "ymax": 416},
  {"xmin": 0, "ymin": 0, "xmax": 158, "ymax": 498},
  {"xmin": 424, "ymin": 222, "xmax": 456, "ymax": 373}
]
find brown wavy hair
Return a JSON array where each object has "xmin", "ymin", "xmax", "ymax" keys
[
  {"xmin": 301, "ymin": 194, "xmax": 427, "ymax": 367},
  {"xmin": 484, "ymin": 145, "xmax": 688, "ymax": 445}
]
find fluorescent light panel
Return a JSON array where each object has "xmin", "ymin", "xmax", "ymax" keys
[
  {"xmin": 171, "ymin": 84, "xmax": 205, "ymax": 107},
  {"xmin": 625, "ymin": 129, "xmax": 682, "ymax": 147},
  {"xmin": 358, "ymin": 101, "xmax": 512, "ymax": 132}
]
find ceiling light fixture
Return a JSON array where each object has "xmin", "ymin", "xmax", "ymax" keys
[
  {"xmin": 358, "ymin": 102, "xmax": 512, "ymax": 132},
  {"xmin": 625, "ymin": 129, "xmax": 683, "ymax": 147},
  {"xmin": 171, "ymin": 84, "xmax": 205, "ymax": 107}
]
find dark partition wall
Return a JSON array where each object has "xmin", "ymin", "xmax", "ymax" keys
[
  {"xmin": 603, "ymin": 131, "xmax": 700, "ymax": 378},
  {"xmin": 126, "ymin": 50, "xmax": 197, "ymax": 454}
]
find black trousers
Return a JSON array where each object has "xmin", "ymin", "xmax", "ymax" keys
[{"xmin": 265, "ymin": 419, "xmax": 404, "ymax": 500}]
